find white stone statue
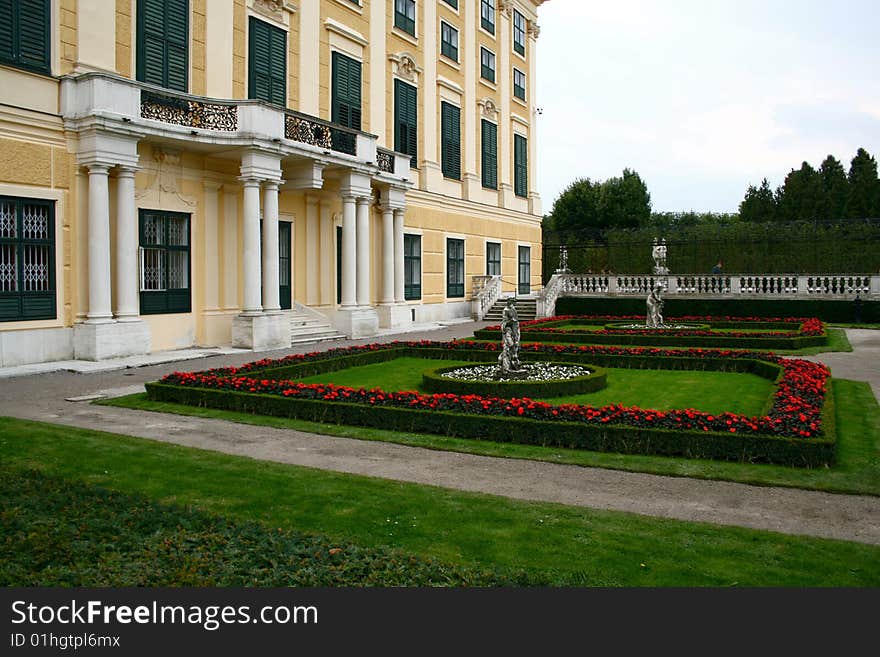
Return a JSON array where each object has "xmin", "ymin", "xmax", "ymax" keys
[
  {"xmin": 652, "ymin": 237, "xmax": 669, "ymax": 275},
  {"xmin": 497, "ymin": 298, "xmax": 523, "ymax": 376},
  {"xmin": 646, "ymin": 283, "xmax": 664, "ymax": 328}
]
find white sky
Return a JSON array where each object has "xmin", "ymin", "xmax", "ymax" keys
[{"xmin": 535, "ymin": 0, "xmax": 880, "ymax": 213}]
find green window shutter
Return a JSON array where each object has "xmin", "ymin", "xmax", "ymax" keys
[
  {"xmin": 138, "ymin": 0, "xmax": 189, "ymax": 92},
  {"xmin": 249, "ymin": 17, "xmax": 286, "ymax": 106},
  {"xmin": 394, "ymin": 79, "xmax": 418, "ymax": 168},
  {"xmin": 441, "ymin": 102, "xmax": 461, "ymax": 180},
  {"xmin": 481, "ymin": 120, "xmax": 497, "ymax": 190},
  {"xmin": 514, "ymin": 134, "xmax": 528, "ymax": 198},
  {"xmin": 0, "ymin": 0, "xmax": 50, "ymax": 74},
  {"xmin": 332, "ymin": 52, "xmax": 362, "ymax": 130},
  {"xmin": 404, "ymin": 233, "xmax": 421, "ymax": 300}
]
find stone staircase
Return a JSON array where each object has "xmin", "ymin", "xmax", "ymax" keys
[
  {"xmin": 483, "ymin": 297, "xmax": 538, "ymax": 323},
  {"xmin": 288, "ymin": 306, "xmax": 346, "ymax": 345}
]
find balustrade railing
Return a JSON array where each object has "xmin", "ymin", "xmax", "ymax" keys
[
  {"xmin": 140, "ymin": 90, "xmax": 238, "ymax": 131},
  {"xmin": 471, "ymin": 275, "xmax": 502, "ymax": 320},
  {"xmin": 540, "ymin": 272, "xmax": 880, "ymax": 317},
  {"xmin": 376, "ymin": 148, "xmax": 395, "ymax": 174},
  {"xmin": 284, "ymin": 110, "xmax": 358, "ymax": 156}
]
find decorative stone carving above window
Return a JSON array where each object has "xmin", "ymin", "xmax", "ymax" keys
[
  {"xmin": 528, "ymin": 22, "xmax": 541, "ymax": 39},
  {"xmin": 497, "ymin": 0, "xmax": 513, "ymax": 18},
  {"xmin": 251, "ymin": 0, "xmax": 297, "ymax": 24},
  {"xmin": 388, "ymin": 52, "xmax": 421, "ymax": 84},
  {"xmin": 478, "ymin": 98, "xmax": 498, "ymax": 120}
]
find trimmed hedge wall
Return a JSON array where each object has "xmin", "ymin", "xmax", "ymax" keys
[
  {"xmin": 472, "ymin": 329, "xmax": 826, "ymax": 350},
  {"xmin": 421, "ymin": 363, "xmax": 608, "ymax": 398},
  {"xmin": 555, "ymin": 297, "xmax": 879, "ymax": 323},
  {"xmin": 145, "ymin": 381, "xmax": 835, "ymax": 467}
]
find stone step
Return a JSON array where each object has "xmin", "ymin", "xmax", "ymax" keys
[{"xmin": 287, "ymin": 310, "xmax": 346, "ymax": 345}]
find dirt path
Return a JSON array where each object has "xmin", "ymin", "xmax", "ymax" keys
[{"xmin": 1, "ymin": 324, "xmax": 878, "ymax": 546}]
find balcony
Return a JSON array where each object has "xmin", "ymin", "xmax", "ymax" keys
[{"xmin": 60, "ymin": 72, "xmax": 412, "ymax": 180}]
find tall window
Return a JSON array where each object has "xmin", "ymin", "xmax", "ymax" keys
[
  {"xmin": 440, "ymin": 22, "xmax": 458, "ymax": 62},
  {"xmin": 514, "ymin": 134, "xmax": 528, "ymax": 198},
  {"xmin": 513, "ymin": 68, "xmax": 526, "ymax": 100},
  {"xmin": 332, "ymin": 52, "xmax": 362, "ymax": 131},
  {"xmin": 480, "ymin": 0, "xmax": 495, "ymax": 34},
  {"xmin": 513, "ymin": 9, "xmax": 526, "ymax": 56},
  {"xmin": 486, "ymin": 242, "xmax": 501, "ymax": 276},
  {"xmin": 404, "ymin": 234, "xmax": 421, "ymax": 300},
  {"xmin": 394, "ymin": 0, "xmax": 416, "ymax": 36},
  {"xmin": 518, "ymin": 245, "xmax": 531, "ymax": 295},
  {"xmin": 248, "ymin": 17, "xmax": 286, "ymax": 106},
  {"xmin": 139, "ymin": 210, "xmax": 191, "ymax": 315},
  {"xmin": 0, "ymin": 196, "xmax": 54, "ymax": 322},
  {"xmin": 481, "ymin": 119, "xmax": 497, "ymax": 190},
  {"xmin": 0, "ymin": 0, "xmax": 50, "ymax": 75},
  {"xmin": 446, "ymin": 238, "xmax": 464, "ymax": 298},
  {"xmin": 480, "ymin": 47, "xmax": 495, "ymax": 83},
  {"xmin": 440, "ymin": 102, "xmax": 461, "ymax": 180},
  {"xmin": 394, "ymin": 79, "xmax": 418, "ymax": 168},
  {"xmin": 137, "ymin": 0, "xmax": 189, "ymax": 92}
]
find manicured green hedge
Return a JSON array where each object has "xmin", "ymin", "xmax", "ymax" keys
[
  {"xmin": 421, "ymin": 363, "xmax": 608, "ymax": 398},
  {"xmin": 145, "ymin": 381, "xmax": 835, "ymax": 467},
  {"xmin": 472, "ymin": 329, "xmax": 826, "ymax": 350},
  {"xmin": 555, "ymin": 297, "xmax": 879, "ymax": 323}
]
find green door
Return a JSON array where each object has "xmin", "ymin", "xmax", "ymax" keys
[
  {"xmin": 518, "ymin": 245, "xmax": 531, "ymax": 295},
  {"xmin": 278, "ymin": 221, "xmax": 291, "ymax": 310},
  {"xmin": 336, "ymin": 226, "xmax": 342, "ymax": 304}
]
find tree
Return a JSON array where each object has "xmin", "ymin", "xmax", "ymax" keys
[
  {"xmin": 845, "ymin": 148, "xmax": 880, "ymax": 219},
  {"xmin": 816, "ymin": 154, "xmax": 849, "ymax": 220},
  {"xmin": 738, "ymin": 178, "xmax": 778, "ymax": 222},
  {"xmin": 547, "ymin": 169, "xmax": 651, "ymax": 234},
  {"xmin": 777, "ymin": 162, "xmax": 820, "ymax": 222}
]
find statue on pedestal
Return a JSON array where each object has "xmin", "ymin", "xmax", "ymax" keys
[
  {"xmin": 652, "ymin": 237, "xmax": 669, "ymax": 275},
  {"xmin": 497, "ymin": 298, "xmax": 523, "ymax": 377},
  {"xmin": 646, "ymin": 283, "xmax": 665, "ymax": 329}
]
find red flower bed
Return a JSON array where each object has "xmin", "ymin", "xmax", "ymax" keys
[{"xmin": 159, "ymin": 341, "xmax": 830, "ymax": 440}]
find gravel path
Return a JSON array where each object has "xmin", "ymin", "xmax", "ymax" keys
[{"xmin": 1, "ymin": 323, "xmax": 878, "ymax": 546}]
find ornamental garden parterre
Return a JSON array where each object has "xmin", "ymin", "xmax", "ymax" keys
[{"xmin": 148, "ymin": 315, "xmax": 835, "ymax": 468}]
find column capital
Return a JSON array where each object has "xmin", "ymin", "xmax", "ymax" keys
[
  {"xmin": 86, "ymin": 163, "xmax": 112, "ymax": 175},
  {"xmin": 115, "ymin": 165, "xmax": 140, "ymax": 178},
  {"xmin": 238, "ymin": 176, "xmax": 263, "ymax": 187},
  {"xmin": 262, "ymin": 179, "xmax": 284, "ymax": 191},
  {"xmin": 202, "ymin": 179, "xmax": 223, "ymax": 191}
]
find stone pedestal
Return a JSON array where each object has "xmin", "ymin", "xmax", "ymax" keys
[
  {"xmin": 377, "ymin": 303, "xmax": 412, "ymax": 330},
  {"xmin": 333, "ymin": 307, "xmax": 379, "ymax": 339},
  {"xmin": 232, "ymin": 313, "xmax": 289, "ymax": 351},
  {"xmin": 73, "ymin": 320, "xmax": 151, "ymax": 361}
]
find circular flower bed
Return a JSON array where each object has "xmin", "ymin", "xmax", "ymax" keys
[{"xmin": 421, "ymin": 361, "xmax": 607, "ymax": 398}]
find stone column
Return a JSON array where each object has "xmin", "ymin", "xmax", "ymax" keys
[
  {"xmin": 319, "ymin": 200, "xmax": 333, "ymax": 306},
  {"xmin": 241, "ymin": 177, "xmax": 262, "ymax": 316},
  {"xmin": 380, "ymin": 205, "xmax": 394, "ymax": 305},
  {"xmin": 356, "ymin": 196, "xmax": 371, "ymax": 307},
  {"xmin": 114, "ymin": 166, "xmax": 139, "ymax": 321},
  {"xmin": 393, "ymin": 208, "xmax": 405, "ymax": 303},
  {"xmin": 86, "ymin": 164, "xmax": 113, "ymax": 323},
  {"xmin": 340, "ymin": 194, "xmax": 357, "ymax": 308},
  {"xmin": 261, "ymin": 180, "xmax": 281, "ymax": 314}
]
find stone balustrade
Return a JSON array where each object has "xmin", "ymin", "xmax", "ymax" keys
[
  {"xmin": 536, "ymin": 272, "xmax": 880, "ymax": 318},
  {"xmin": 471, "ymin": 275, "xmax": 502, "ymax": 320}
]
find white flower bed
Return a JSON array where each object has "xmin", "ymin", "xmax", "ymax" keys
[
  {"xmin": 442, "ymin": 362, "xmax": 591, "ymax": 383},
  {"xmin": 615, "ymin": 323, "xmax": 701, "ymax": 330}
]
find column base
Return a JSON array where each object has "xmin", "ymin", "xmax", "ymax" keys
[
  {"xmin": 377, "ymin": 303, "xmax": 413, "ymax": 329},
  {"xmin": 73, "ymin": 320, "xmax": 151, "ymax": 361},
  {"xmin": 333, "ymin": 306, "xmax": 379, "ymax": 338},
  {"xmin": 232, "ymin": 313, "xmax": 290, "ymax": 351},
  {"xmin": 462, "ymin": 173, "xmax": 481, "ymax": 201}
]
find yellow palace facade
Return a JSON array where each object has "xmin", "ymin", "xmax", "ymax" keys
[{"xmin": 0, "ymin": 0, "xmax": 546, "ymax": 365}]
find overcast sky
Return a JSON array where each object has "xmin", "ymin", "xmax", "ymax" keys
[{"xmin": 535, "ymin": 0, "xmax": 880, "ymax": 213}]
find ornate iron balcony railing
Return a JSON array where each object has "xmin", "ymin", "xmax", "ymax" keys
[{"xmin": 140, "ymin": 90, "xmax": 238, "ymax": 131}]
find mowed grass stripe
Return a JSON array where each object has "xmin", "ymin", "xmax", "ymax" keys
[{"xmin": 1, "ymin": 418, "xmax": 878, "ymax": 586}]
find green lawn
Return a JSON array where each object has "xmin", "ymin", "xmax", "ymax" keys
[
  {"xmin": 1, "ymin": 419, "xmax": 877, "ymax": 586},
  {"xmin": 295, "ymin": 356, "xmax": 775, "ymax": 416},
  {"xmin": 104, "ymin": 378, "xmax": 880, "ymax": 496}
]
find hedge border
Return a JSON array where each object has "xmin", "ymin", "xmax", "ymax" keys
[
  {"xmin": 145, "ymin": 381, "xmax": 835, "ymax": 467},
  {"xmin": 421, "ymin": 362, "xmax": 608, "ymax": 398},
  {"xmin": 148, "ymin": 346, "xmax": 835, "ymax": 467}
]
